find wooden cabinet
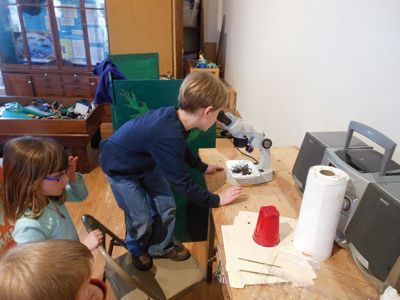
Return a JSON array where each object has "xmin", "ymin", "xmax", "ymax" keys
[
  {"xmin": 106, "ymin": 0, "xmax": 201, "ymax": 79},
  {"xmin": 107, "ymin": 0, "xmax": 177, "ymax": 77},
  {"xmin": 0, "ymin": 0, "xmax": 109, "ymax": 99}
]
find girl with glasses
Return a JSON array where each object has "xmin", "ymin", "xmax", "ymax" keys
[{"xmin": 2, "ymin": 136, "xmax": 103, "ymax": 250}]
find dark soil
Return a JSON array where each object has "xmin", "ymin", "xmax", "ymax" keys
[{"xmin": 231, "ymin": 163, "xmax": 252, "ymax": 175}]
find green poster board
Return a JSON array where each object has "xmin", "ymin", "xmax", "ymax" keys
[{"xmin": 110, "ymin": 53, "xmax": 159, "ymax": 81}]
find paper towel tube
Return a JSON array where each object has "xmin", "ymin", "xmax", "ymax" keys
[{"xmin": 294, "ymin": 165, "xmax": 349, "ymax": 262}]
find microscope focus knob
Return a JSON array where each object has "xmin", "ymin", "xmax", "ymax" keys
[{"xmin": 262, "ymin": 138, "xmax": 273, "ymax": 149}]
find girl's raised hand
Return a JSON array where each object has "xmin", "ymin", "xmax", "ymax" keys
[{"xmin": 67, "ymin": 156, "xmax": 78, "ymax": 182}]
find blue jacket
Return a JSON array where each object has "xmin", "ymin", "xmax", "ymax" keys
[
  {"xmin": 93, "ymin": 58, "xmax": 126, "ymax": 104},
  {"xmin": 99, "ymin": 106, "xmax": 220, "ymax": 208}
]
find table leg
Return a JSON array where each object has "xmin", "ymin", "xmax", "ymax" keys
[
  {"xmin": 206, "ymin": 209, "xmax": 216, "ymax": 283},
  {"xmin": 90, "ymin": 128, "xmax": 102, "ymax": 149}
]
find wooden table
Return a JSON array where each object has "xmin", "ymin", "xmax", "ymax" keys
[
  {"xmin": 200, "ymin": 139, "xmax": 379, "ymax": 299},
  {"xmin": 0, "ymin": 96, "xmax": 103, "ymax": 173}
]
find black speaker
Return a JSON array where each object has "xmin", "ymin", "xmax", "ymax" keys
[
  {"xmin": 346, "ymin": 183, "xmax": 400, "ymax": 282},
  {"xmin": 292, "ymin": 131, "xmax": 367, "ymax": 191},
  {"xmin": 292, "ymin": 132, "xmax": 328, "ymax": 191}
]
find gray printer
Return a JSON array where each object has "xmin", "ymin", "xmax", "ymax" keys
[{"xmin": 292, "ymin": 121, "xmax": 400, "ymax": 292}]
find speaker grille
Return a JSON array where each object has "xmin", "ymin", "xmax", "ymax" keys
[
  {"xmin": 292, "ymin": 132, "xmax": 327, "ymax": 191},
  {"xmin": 346, "ymin": 183, "xmax": 400, "ymax": 281}
]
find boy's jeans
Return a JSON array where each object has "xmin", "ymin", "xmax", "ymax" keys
[{"xmin": 106, "ymin": 167, "xmax": 176, "ymax": 256}]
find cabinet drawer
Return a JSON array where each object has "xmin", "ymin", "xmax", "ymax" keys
[
  {"xmin": 33, "ymin": 73, "xmax": 61, "ymax": 82},
  {"xmin": 64, "ymin": 89, "xmax": 92, "ymax": 98},
  {"xmin": 33, "ymin": 81, "xmax": 63, "ymax": 90},
  {"xmin": 63, "ymin": 82, "xmax": 91, "ymax": 90},
  {"xmin": 35, "ymin": 88, "xmax": 64, "ymax": 97},
  {"xmin": 62, "ymin": 75, "xmax": 90, "ymax": 85}
]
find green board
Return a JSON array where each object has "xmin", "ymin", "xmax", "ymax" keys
[
  {"xmin": 109, "ymin": 53, "xmax": 159, "ymax": 80},
  {"xmin": 112, "ymin": 79, "xmax": 215, "ymax": 242}
]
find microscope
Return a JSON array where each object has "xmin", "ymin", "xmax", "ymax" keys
[{"xmin": 217, "ymin": 111, "xmax": 273, "ymax": 185}]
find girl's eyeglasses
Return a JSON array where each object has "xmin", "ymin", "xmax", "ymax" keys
[{"xmin": 44, "ymin": 171, "xmax": 67, "ymax": 183}]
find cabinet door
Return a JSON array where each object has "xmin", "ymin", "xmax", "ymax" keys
[
  {"xmin": 3, "ymin": 73, "xmax": 34, "ymax": 96},
  {"xmin": 54, "ymin": 5, "xmax": 88, "ymax": 67},
  {"xmin": 107, "ymin": 0, "xmax": 173, "ymax": 75},
  {"xmin": 53, "ymin": 0, "xmax": 109, "ymax": 67},
  {"xmin": 20, "ymin": 4, "xmax": 58, "ymax": 67},
  {"xmin": 0, "ymin": 3, "xmax": 27, "ymax": 65}
]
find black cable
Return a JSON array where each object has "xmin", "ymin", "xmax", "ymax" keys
[{"xmin": 235, "ymin": 147, "xmax": 259, "ymax": 165}]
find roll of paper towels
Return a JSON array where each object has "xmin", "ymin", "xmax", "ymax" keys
[{"xmin": 294, "ymin": 165, "xmax": 349, "ymax": 262}]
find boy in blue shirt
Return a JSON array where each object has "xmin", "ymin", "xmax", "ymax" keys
[{"xmin": 100, "ymin": 72, "xmax": 242, "ymax": 270}]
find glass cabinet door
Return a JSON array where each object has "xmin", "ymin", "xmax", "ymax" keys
[
  {"xmin": 85, "ymin": 0, "xmax": 104, "ymax": 9},
  {"xmin": 54, "ymin": 5, "xmax": 87, "ymax": 66},
  {"xmin": 0, "ymin": 2, "xmax": 27, "ymax": 65},
  {"xmin": 0, "ymin": 0, "xmax": 109, "ymax": 69},
  {"xmin": 85, "ymin": 5, "xmax": 109, "ymax": 65},
  {"xmin": 20, "ymin": 1, "xmax": 57, "ymax": 66}
]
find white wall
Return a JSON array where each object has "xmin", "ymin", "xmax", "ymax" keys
[
  {"xmin": 215, "ymin": 0, "xmax": 400, "ymax": 162},
  {"xmin": 203, "ymin": 0, "xmax": 220, "ymax": 43}
]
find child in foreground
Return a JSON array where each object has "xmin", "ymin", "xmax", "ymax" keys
[
  {"xmin": 0, "ymin": 239, "xmax": 106, "ymax": 300},
  {"xmin": 3, "ymin": 136, "xmax": 102, "ymax": 250}
]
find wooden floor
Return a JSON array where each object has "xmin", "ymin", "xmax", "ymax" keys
[{"xmin": 65, "ymin": 146, "xmax": 224, "ymax": 300}]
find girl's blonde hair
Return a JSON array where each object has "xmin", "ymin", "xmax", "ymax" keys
[
  {"xmin": 0, "ymin": 239, "xmax": 93, "ymax": 300},
  {"xmin": 179, "ymin": 72, "xmax": 228, "ymax": 113},
  {"xmin": 3, "ymin": 136, "xmax": 68, "ymax": 221}
]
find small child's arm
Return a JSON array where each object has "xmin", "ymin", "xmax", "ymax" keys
[
  {"xmin": 81, "ymin": 229, "xmax": 103, "ymax": 251},
  {"xmin": 66, "ymin": 156, "xmax": 88, "ymax": 202},
  {"xmin": 67, "ymin": 156, "xmax": 78, "ymax": 182}
]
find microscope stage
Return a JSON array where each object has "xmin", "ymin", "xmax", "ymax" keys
[{"xmin": 226, "ymin": 160, "xmax": 273, "ymax": 186}]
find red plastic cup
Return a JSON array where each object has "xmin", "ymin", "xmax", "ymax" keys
[{"xmin": 253, "ymin": 205, "xmax": 280, "ymax": 247}]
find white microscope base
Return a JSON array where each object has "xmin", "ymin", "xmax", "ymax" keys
[{"xmin": 226, "ymin": 168, "xmax": 273, "ymax": 186}]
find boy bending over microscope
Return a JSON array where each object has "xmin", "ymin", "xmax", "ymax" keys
[{"xmin": 99, "ymin": 72, "xmax": 243, "ymax": 270}]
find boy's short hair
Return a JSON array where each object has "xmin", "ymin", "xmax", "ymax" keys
[
  {"xmin": 179, "ymin": 72, "xmax": 228, "ymax": 113},
  {"xmin": 0, "ymin": 240, "xmax": 93, "ymax": 300}
]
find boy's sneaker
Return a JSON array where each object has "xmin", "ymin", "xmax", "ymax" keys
[
  {"xmin": 132, "ymin": 253, "xmax": 153, "ymax": 271},
  {"xmin": 157, "ymin": 240, "xmax": 191, "ymax": 261}
]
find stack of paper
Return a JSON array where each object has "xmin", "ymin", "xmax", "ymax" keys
[{"xmin": 221, "ymin": 211, "xmax": 317, "ymax": 288}]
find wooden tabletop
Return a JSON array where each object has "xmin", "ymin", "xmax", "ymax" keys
[{"xmin": 199, "ymin": 139, "xmax": 379, "ymax": 299}]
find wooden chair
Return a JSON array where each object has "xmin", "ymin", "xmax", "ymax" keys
[{"xmin": 81, "ymin": 214, "xmax": 204, "ymax": 300}]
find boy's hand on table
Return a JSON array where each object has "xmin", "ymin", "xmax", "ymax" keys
[
  {"xmin": 204, "ymin": 164, "xmax": 224, "ymax": 174},
  {"xmin": 67, "ymin": 156, "xmax": 79, "ymax": 182},
  {"xmin": 218, "ymin": 186, "xmax": 243, "ymax": 206}
]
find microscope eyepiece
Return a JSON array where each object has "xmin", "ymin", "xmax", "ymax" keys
[{"xmin": 217, "ymin": 110, "xmax": 232, "ymax": 126}]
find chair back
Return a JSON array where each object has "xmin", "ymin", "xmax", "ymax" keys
[{"xmin": 81, "ymin": 214, "xmax": 166, "ymax": 299}]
